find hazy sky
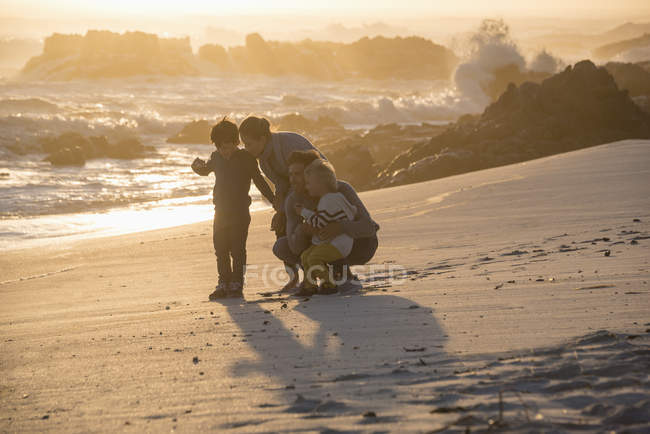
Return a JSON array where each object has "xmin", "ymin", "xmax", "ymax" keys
[{"xmin": 3, "ymin": 0, "xmax": 650, "ymax": 19}]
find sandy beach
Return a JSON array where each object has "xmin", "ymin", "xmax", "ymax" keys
[{"xmin": 2, "ymin": 139, "xmax": 649, "ymax": 432}]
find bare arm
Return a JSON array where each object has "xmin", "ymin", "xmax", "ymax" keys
[
  {"xmin": 249, "ymin": 158, "xmax": 275, "ymax": 204},
  {"xmin": 274, "ymin": 179, "xmax": 290, "ymax": 205}
]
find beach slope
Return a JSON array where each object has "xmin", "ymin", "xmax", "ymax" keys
[{"xmin": 2, "ymin": 140, "xmax": 649, "ymax": 431}]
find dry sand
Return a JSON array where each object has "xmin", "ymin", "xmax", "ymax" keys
[{"xmin": 1, "ymin": 140, "xmax": 649, "ymax": 432}]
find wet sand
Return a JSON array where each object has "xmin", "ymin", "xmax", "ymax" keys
[{"xmin": 2, "ymin": 140, "xmax": 649, "ymax": 432}]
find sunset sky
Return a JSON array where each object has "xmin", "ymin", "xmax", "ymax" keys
[{"xmin": 3, "ymin": 0, "xmax": 650, "ymax": 18}]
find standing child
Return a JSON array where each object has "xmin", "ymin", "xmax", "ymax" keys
[
  {"xmin": 294, "ymin": 160, "xmax": 357, "ymax": 296},
  {"xmin": 191, "ymin": 118, "xmax": 275, "ymax": 299}
]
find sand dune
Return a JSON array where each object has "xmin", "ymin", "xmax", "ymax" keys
[{"xmin": 1, "ymin": 140, "xmax": 649, "ymax": 431}]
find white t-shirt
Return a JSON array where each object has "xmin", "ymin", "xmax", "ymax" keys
[{"xmin": 300, "ymin": 192, "xmax": 358, "ymax": 257}]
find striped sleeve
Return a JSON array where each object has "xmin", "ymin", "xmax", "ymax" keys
[{"xmin": 300, "ymin": 193, "xmax": 352, "ymax": 228}]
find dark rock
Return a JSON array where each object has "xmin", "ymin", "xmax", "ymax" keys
[
  {"xmin": 325, "ymin": 143, "xmax": 379, "ymax": 191},
  {"xmin": 44, "ymin": 146, "xmax": 86, "ymax": 166},
  {"xmin": 484, "ymin": 63, "xmax": 551, "ymax": 102},
  {"xmin": 318, "ymin": 122, "xmax": 446, "ymax": 191},
  {"xmin": 167, "ymin": 119, "xmax": 212, "ymax": 144},
  {"xmin": 605, "ymin": 62, "xmax": 650, "ymax": 98},
  {"xmin": 41, "ymin": 132, "xmax": 90, "ymax": 155},
  {"xmin": 374, "ymin": 60, "xmax": 650, "ymax": 188},
  {"xmin": 105, "ymin": 137, "xmax": 153, "ymax": 159},
  {"xmin": 403, "ymin": 346, "xmax": 426, "ymax": 352},
  {"xmin": 430, "ymin": 406, "xmax": 468, "ymax": 414},
  {"xmin": 41, "ymin": 132, "xmax": 154, "ymax": 166}
]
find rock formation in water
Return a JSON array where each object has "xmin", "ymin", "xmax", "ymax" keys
[
  {"xmin": 41, "ymin": 132, "xmax": 154, "ymax": 166},
  {"xmin": 22, "ymin": 31, "xmax": 197, "ymax": 80},
  {"xmin": 23, "ymin": 30, "xmax": 458, "ymax": 81},
  {"xmin": 374, "ymin": 60, "xmax": 650, "ymax": 188},
  {"xmin": 166, "ymin": 120, "xmax": 213, "ymax": 144},
  {"xmin": 199, "ymin": 34, "xmax": 458, "ymax": 81}
]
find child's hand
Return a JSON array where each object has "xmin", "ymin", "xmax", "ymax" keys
[
  {"xmin": 294, "ymin": 203, "xmax": 304, "ymax": 215},
  {"xmin": 191, "ymin": 157, "xmax": 205, "ymax": 171}
]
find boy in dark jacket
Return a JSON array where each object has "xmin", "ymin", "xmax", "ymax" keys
[{"xmin": 191, "ymin": 118, "xmax": 275, "ymax": 299}]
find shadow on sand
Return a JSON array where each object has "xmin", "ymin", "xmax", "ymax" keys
[{"xmin": 215, "ymin": 289, "xmax": 452, "ymax": 427}]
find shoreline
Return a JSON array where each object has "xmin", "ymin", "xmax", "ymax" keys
[{"xmin": 0, "ymin": 195, "xmax": 272, "ymax": 252}]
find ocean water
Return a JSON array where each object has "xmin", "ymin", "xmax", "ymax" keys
[{"xmin": 0, "ymin": 74, "xmax": 474, "ymax": 250}]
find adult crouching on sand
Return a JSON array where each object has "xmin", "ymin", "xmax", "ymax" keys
[{"xmin": 274, "ymin": 150, "xmax": 379, "ymax": 293}]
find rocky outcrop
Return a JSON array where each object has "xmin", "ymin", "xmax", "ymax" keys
[
  {"xmin": 22, "ymin": 31, "xmax": 457, "ymax": 81},
  {"xmin": 199, "ymin": 34, "xmax": 458, "ymax": 81},
  {"xmin": 604, "ymin": 62, "xmax": 650, "ymax": 114},
  {"xmin": 593, "ymin": 33, "xmax": 650, "ymax": 60},
  {"xmin": 604, "ymin": 62, "xmax": 650, "ymax": 97},
  {"xmin": 44, "ymin": 146, "xmax": 86, "ymax": 166},
  {"xmin": 166, "ymin": 120, "xmax": 212, "ymax": 144},
  {"xmin": 197, "ymin": 44, "xmax": 230, "ymax": 70},
  {"xmin": 374, "ymin": 60, "xmax": 650, "ymax": 188},
  {"xmin": 318, "ymin": 122, "xmax": 447, "ymax": 190},
  {"xmin": 484, "ymin": 64, "xmax": 551, "ymax": 102},
  {"xmin": 41, "ymin": 132, "xmax": 155, "ymax": 166},
  {"xmin": 22, "ymin": 31, "xmax": 197, "ymax": 80}
]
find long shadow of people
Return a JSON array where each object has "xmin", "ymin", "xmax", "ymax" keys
[{"xmin": 218, "ymin": 289, "xmax": 451, "ymax": 423}]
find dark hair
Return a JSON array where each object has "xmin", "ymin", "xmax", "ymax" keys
[
  {"xmin": 210, "ymin": 117, "xmax": 239, "ymax": 145},
  {"xmin": 288, "ymin": 149, "xmax": 321, "ymax": 167},
  {"xmin": 239, "ymin": 116, "xmax": 271, "ymax": 140}
]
